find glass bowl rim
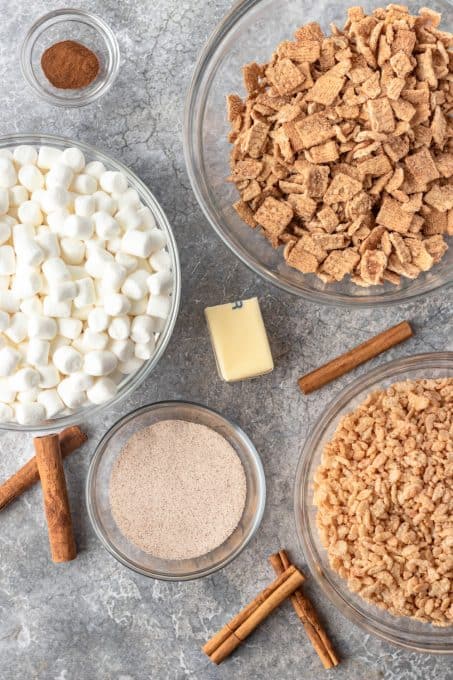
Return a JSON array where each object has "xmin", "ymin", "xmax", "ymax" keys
[
  {"xmin": 20, "ymin": 8, "xmax": 120, "ymax": 108},
  {"xmin": 183, "ymin": 0, "xmax": 453, "ymax": 308},
  {"xmin": 86, "ymin": 399, "xmax": 267, "ymax": 581},
  {"xmin": 294, "ymin": 351, "xmax": 453, "ymax": 653},
  {"xmin": 0, "ymin": 132, "xmax": 181, "ymax": 433}
]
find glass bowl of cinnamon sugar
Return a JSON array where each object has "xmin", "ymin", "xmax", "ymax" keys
[{"xmin": 21, "ymin": 9, "xmax": 120, "ymax": 107}]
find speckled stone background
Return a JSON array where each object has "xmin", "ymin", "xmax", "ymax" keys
[{"xmin": 0, "ymin": 0, "xmax": 452, "ymax": 678}]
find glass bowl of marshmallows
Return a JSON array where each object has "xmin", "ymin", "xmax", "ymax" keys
[{"xmin": 0, "ymin": 134, "xmax": 180, "ymax": 431}]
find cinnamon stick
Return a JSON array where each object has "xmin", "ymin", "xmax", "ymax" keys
[
  {"xmin": 0, "ymin": 426, "xmax": 87, "ymax": 511},
  {"xmin": 203, "ymin": 565, "xmax": 304, "ymax": 664},
  {"xmin": 298, "ymin": 321, "xmax": 413, "ymax": 394},
  {"xmin": 269, "ymin": 550, "xmax": 339, "ymax": 669},
  {"xmin": 34, "ymin": 433, "xmax": 77, "ymax": 563}
]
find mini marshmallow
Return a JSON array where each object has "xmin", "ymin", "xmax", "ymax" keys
[
  {"xmin": 146, "ymin": 294, "xmax": 171, "ymax": 319},
  {"xmin": 121, "ymin": 230, "xmax": 152, "ymax": 258},
  {"xmin": 0, "ymin": 403, "xmax": 13, "ymax": 422},
  {"xmin": 60, "ymin": 238, "xmax": 85, "ymax": 265},
  {"xmin": 149, "ymin": 249, "xmax": 171, "ymax": 272},
  {"xmin": 0, "ymin": 220, "xmax": 11, "ymax": 245},
  {"xmin": 45, "ymin": 163, "xmax": 73, "ymax": 189},
  {"xmin": 42, "ymin": 257, "xmax": 71, "ymax": 284},
  {"xmin": 15, "ymin": 238, "xmax": 44, "ymax": 267},
  {"xmin": 80, "ymin": 329, "xmax": 109, "ymax": 351},
  {"xmin": 100, "ymin": 262, "xmax": 127, "ymax": 292},
  {"xmin": 135, "ymin": 338, "xmax": 156, "ymax": 360},
  {"xmin": 131, "ymin": 315, "xmax": 157, "ymax": 344},
  {"xmin": 5, "ymin": 312, "xmax": 28, "ymax": 344},
  {"xmin": 74, "ymin": 195, "xmax": 95, "ymax": 217},
  {"xmin": 66, "ymin": 371, "xmax": 94, "ymax": 392},
  {"xmin": 27, "ymin": 338, "xmax": 50, "ymax": 366},
  {"xmin": 53, "ymin": 345, "xmax": 83, "ymax": 374},
  {"xmin": 121, "ymin": 269, "xmax": 149, "ymax": 301},
  {"xmin": 74, "ymin": 277, "xmax": 96, "ymax": 308},
  {"xmin": 0, "ymin": 150, "xmax": 13, "ymax": 160},
  {"xmin": 58, "ymin": 317, "xmax": 82, "ymax": 340},
  {"xmin": 47, "ymin": 208, "xmax": 70, "ymax": 235},
  {"xmin": 35, "ymin": 231, "xmax": 60, "ymax": 258},
  {"xmin": 0, "ymin": 188, "xmax": 8, "ymax": 215},
  {"xmin": 37, "ymin": 389, "xmax": 65, "ymax": 418},
  {"xmin": 37, "ymin": 146, "xmax": 62, "ymax": 170},
  {"xmin": 114, "ymin": 188, "xmax": 141, "ymax": 210},
  {"xmin": 118, "ymin": 357, "xmax": 144, "ymax": 374},
  {"xmin": 93, "ymin": 211, "xmax": 120, "ymax": 239},
  {"xmin": 0, "ymin": 347, "xmax": 21, "ymax": 376},
  {"xmin": 43, "ymin": 297, "xmax": 71, "ymax": 318},
  {"xmin": 84, "ymin": 350, "xmax": 117, "ymax": 376},
  {"xmin": 137, "ymin": 206, "xmax": 157, "ymax": 230},
  {"xmin": 28, "ymin": 315, "xmax": 57, "ymax": 339},
  {"xmin": 0, "ymin": 291, "xmax": 20, "ymax": 313},
  {"xmin": 87, "ymin": 377, "xmax": 117, "ymax": 405},
  {"xmin": 85, "ymin": 246, "xmax": 114, "ymax": 278},
  {"xmin": 115, "ymin": 207, "xmax": 142, "ymax": 231},
  {"xmin": 0, "ymin": 310, "xmax": 9, "ymax": 331},
  {"xmin": 13, "ymin": 145, "xmax": 38, "ymax": 166},
  {"xmin": 110, "ymin": 338, "xmax": 134, "ymax": 361},
  {"xmin": 12, "ymin": 266, "xmax": 42, "ymax": 299},
  {"xmin": 62, "ymin": 147, "xmax": 85, "ymax": 173},
  {"xmin": 15, "ymin": 402, "xmax": 46, "ymax": 426},
  {"xmin": 9, "ymin": 185, "xmax": 29, "ymax": 207},
  {"xmin": 88, "ymin": 308, "xmax": 109, "ymax": 333},
  {"xmin": 0, "ymin": 276, "xmax": 9, "ymax": 291},
  {"xmin": 0, "ymin": 246, "xmax": 15, "ymax": 275},
  {"xmin": 147, "ymin": 270, "xmax": 172, "ymax": 296},
  {"xmin": 85, "ymin": 161, "xmax": 106, "ymax": 179},
  {"xmin": 0, "ymin": 158, "xmax": 17, "ymax": 188},
  {"xmin": 72, "ymin": 173, "xmax": 97, "ymax": 195},
  {"xmin": 17, "ymin": 388, "xmax": 40, "ymax": 404},
  {"xmin": 57, "ymin": 378, "xmax": 87, "ymax": 409},
  {"xmin": 40, "ymin": 187, "xmax": 69, "ymax": 214},
  {"xmin": 106, "ymin": 237, "xmax": 122, "ymax": 254},
  {"xmin": 0, "ymin": 377, "xmax": 16, "ymax": 403},
  {"xmin": 63, "ymin": 214, "xmax": 94, "ymax": 241},
  {"xmin": 10, "ymin": 367, "xmax": 40, "ymax": 392},
  {"xmin": 52, "ymin": 280, "xmax": 77, "ymax": 302},
  {"xmin": 72, "ymin": 305, "xmax": 94, "ymax": 321},
  {"xmin": 103, "ymin": 293, "xmax": 131, "ymax": 316},
  {"xmin": 20, "ymin": 296, "xmax": 42, "ymax": 316},
  {"xmin": 93, "ymin": 190, "xmax": 116, "ymax": 215},
  {"xmin": 18, "ymin": 163, "xmax": 44, "ymax": 192},
  {"xmin": 38, "ymin": 364, "xmax": 60, "ymax": 388},
  {"xmin": 115, "ymin": 252, "xmax": 137, "ymax": 273},
  {"xmin": 100, "ymin": 171, "xmax": 128, "ymax": 195},
  {"xmin": 108, "ymin": 316, "xmax": 130, "ymax": 341},
  {"xmin": 67, "ymin": 265, "xmax": 87, "ymax": 280}
]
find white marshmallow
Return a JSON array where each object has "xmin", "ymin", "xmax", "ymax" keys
[
  {"xmin": 35, "ymin": 231, "xmax": 60, "ymax": 258},
  {"xmin": 45, "ymin": 163, "xmax": 73, "ymax": 189},
  {"xmin": 0, "ymin": 158, "xmax": 17, "ymax": 188},
  {"xmin": 71, "ymin": 173, "xmax": 97, "ymax": 195},
  {"xmin": 0, "ymin": 220, "xmax": 11, "ymax": 245},
  {"xmin": 0, "ymin": 403, "xmax": 13, "ymax": 421},
  {"xmin": 88, "ymin": 308, "xmax": 109, "ymax": 333},
  {"xmin": 71, "ymin": 305, "xmax": 93, "ymax": 321},
  {"xmin": 93, "ymin": 190, "xmax": 116, "ymax": 215},
  {"xmin": 47, "ymin": 208, "xmax": 70, "ymax": 235},
  {"xmin": 87, "ymin": 377, "xmax": 117, "ymax": 405},
  {"xmin": 85, "ymin": 161, "xmax": 106, "ymax": 179},
  {"xmin": 0, "ymin": 377, "xmax": 16, "ymax": 403},
  {"xmin": 135, "ymin": 338, "xmax": 156, "ymax": 360},
  {"xmin": 15, "ymin": 402, "xmax": 46, "ymax": 425},
  {"xmin": 115, "ymin": 207, "xmax": 142, "ymax": 231},
  {"xmin": 100, "ymin": 171, "xmax": 128, "ymax": 195},
  {"xmin": 17, "ymin": 164, "xmax": 43, "ymax": 192},
  {"xmin": 27, "ymin": 338, "xmax": 50, "ymax": 366},
  {"xmin": 146, "ymin": 294, "xmax": 171, "ymax": 319},
  {"xmin": 0, "ymin": 310, "xmax": 9, "ymax": 331},
  {"xmin": 121, "ymin": 269, "xmax": 149, "ymax": 300},
  {"xmin": 0, "ymin": 347, "xmax": 21, "ymax": 376},
  {"xmin": 106, "ymin": 237, "xmax": 122, "ymax": 254},
  {"xmin": 38, "ymin": 364, "xmax": 60, "ymax": 388},
  {"xmin": 63, "ymin": 214, "xmax": 94, "ymax": 241},
  {"xmin": 131, "ymin": 315, "xmax": 157, "ymax": 344},
  {"xmin": 9, "ymin": 185, "xmax": 29, "ymax": 207},
  {"xmin": 42, "ymin": 257, "xmax": 71, "ymax": 284},
  {"xmin": 74, "ymin": 277, "xmax": 96, "ymax": 308},
  {"xmin": 58, "ymin": 317, "xmax": 82, "ymax": 340},
  {"xmin": 5, "ymin": 312, "xmax": 28, "ymax": 344},
  {"xmin": 60, "ymin": 238, "xmax": 85, "ymax": 265},
  {"xmin": 37, "ymin": 389, "xmax": 65, "ymax": 418},
  {"xmin": 84, "ymin": 350, "xmax": 117, "ymax": 376},
  {"xmin": 74, "ymin": 195, "xmax": 95, "ymax": 217},
  {"xmin": 0, "ymin": 246, "xmax": 15, "ymax": 275},
  {"xmin": 0, "ymin": 150, "xmax": 13, "ymax": 160},
  {"xmin": 53, "ymin": 345, "xmax": 83, "ymax": 374},
  {"xmin": 122, "ymin": 229, "xmax": 165, "ymax": 258},
  {"xmin": 40, "ymin": 187, "xmax": 69, "ymax": 214},
  {"xmin": 43, "ymin": 296, "xmax": 71, "ymax": 318},
  {"xmin": 114, "ymin": 188, "xmax": 141, "ymax": 210},
  {"xmin": 18, "ymin": 198, "xmax": 43, "ymax": 226},
  {"xmin": 10, "ymin": 367, "xmax": 40, "ymax": 392},
  {"xmin": 93, "ymin": 211, "xmax": 120, "ymax": 239},
  {"xmin": 100, "ymin": 262, "xmax": 127, "ymax": 292},
  {"xmin": 0, "ymin": 188, "xmax": 8, "ymax": 215},
  {"xmin": 67, "ymin": 265, "xmax": 87, "ymax": 280},
  {"xmin": 0, "ymin": 276, "xmax": 9, "ymax": 291},
  {"xmin": 85, "ymin": 246, "xmax": 114, "ymax": 278},
  {"xmin": 62, "ymin": 147, "xmax": 85, "ymax": 173},
  {"xmin": 66, "ymin": 371, "xmax": 93, "ymax": 392},
  {"xmin": 37, "ymin": 146, "xmax": 62, "ymax": 170},
  {"xmin": 0, "ymin": 291, "xmax": 20, "ymax": 313},
  {"xmin": 103, "ymin": 293, "xmax": 131, "ymax": 316},
  {"xmin": 12, "ymin": 267, "xmax": 42, "ymax": 299},
  {"xmin": 28, "ymin": 315, "xmax": 57, "ymax": 339},
  {"xmin": 138, "ymin": 206, "xmax": 157, "ymax": 230},
  {"xmin": 110, "ymin": 338, "xmax": 134, "ymax": 361},
  {"xmin": 80, "ymin": 329, "xmax": 109, "ymax": 351},
  {"xmin": 20, "ymin": 296, "xmax": 42, "ymax": 316},
  {"xmin": 17, "ymin": 388, "xmax": 40, "ymax": 404},
  {"xmin": 57, "ymin": 378, "xmax": 87, "ymax": 409},
  {"xmin": 15, "ymin": 238, "xmax": 44, "ymax": 267},
  {"xmin": 147, "ymin": 270, "xmax": 172, "ymax": 296},
  {"xmin": 118, "ymin": 357, "xmax": 144, "ymax": 374},
  {"xmin": 115, "ymin": 252, "xmax": 137, "ymax": 273},
  {"xmin": 52, "ymin": 280, "xmax": 77, "ymax": 302},
  {"xmin": 13, "ymin": 145, "xmax": 38, "ymax": 166},
  {"xmin": 108, "ymin": 316, "xmax": 130, "ymax": 341}
]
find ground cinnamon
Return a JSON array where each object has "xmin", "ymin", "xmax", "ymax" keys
[{"xmin": 41, "ymin": 40, "xmax": 99, "ymax": 89}]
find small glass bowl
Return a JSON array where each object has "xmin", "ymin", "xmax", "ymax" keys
[
  {"xmin": 295, "ymin": 352, "xmax": 453, "ymax": 653},
  {"xmin": 86, "ymin": 401, "xmax": 266, "ymax": 581},
  {"xmin": 184, "ymin": 0, "xmax": 453, "ymax": 306},
  {"xmin": 21, "ymin": 9, "xmax": 120, "ymax": 107}
]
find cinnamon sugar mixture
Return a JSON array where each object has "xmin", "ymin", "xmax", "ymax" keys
[{"xmin": 109, "ymin": 420, "xmax": 247, "ymax": 560}]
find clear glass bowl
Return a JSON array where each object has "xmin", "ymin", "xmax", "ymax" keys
[
  {"xmin": 86, "ymin": 401, "xmax": 266, "ymax": 580},
  {"xmin": 21, "ymin": 9, "xmax": 120, "ymax": 107},
  {"xmin": 184, "ymin": 0, "xmax": 453, "ymax": 307},
  {"xmin": 0, "ymin": 133, "xmax": 181, "ymax": 432},
  {"xmin": 294, "ymin": 352, "xmax": 453, "ymax": 653}
]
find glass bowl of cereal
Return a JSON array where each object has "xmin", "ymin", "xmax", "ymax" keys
[
  {"xmin": 184, "ymin": 0, "xmax": 453, "ymax": 307},
  {"xmin": 294, "ymin": 352, "xmax": 453, "ymax": 653}
]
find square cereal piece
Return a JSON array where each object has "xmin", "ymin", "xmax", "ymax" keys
[
  {"xmin": 297, "ymin": 233, "xmax": 327, "ymax": 262},
  {"xmin": 243, "ymin": 120, "xmax": 270, "ymax": 158},
  {"xmin": 358, "ymin": 154, "xmax": 393, "ymax": 178},
  {"xmin": 307, "ymin": 140, "xmax": 339, "ymax": 164},
  {"xmin": 424, "ymin": 184, "xmax": 453, "ymax": 212},
  {"xmin": 242, "ymin": 180, "xmax": 262, "ymax": 202},
  {"xmin": 422, "ymin": 209, "xmax": 447, "ymax": 236},
  {"xmin": 376, "ymin": 196, "xmax": 413, "ymax": 233},
  {"xmin": 226, "ymin": 94, "xmax": 244, "ymax": 122},
  {"xmin": 234, "ymin": 200, "xmax": 257, "ymax": 228},
  {"xmin": 435, "ymin": 153, "xmax": 453, "ymax": 179},
  {"xmin": 423, "ymin": 235, "xmax": 448, "ymax": 263},
  {"xmin": 312, "ymin": 233, "xmax": 349, "ymax": 250},
  {"xmin": 269, "ymin": 58, "xmax": 305, "ymax": 95},
  {"xmin": 322, "ymin": 249, "xmax": 360, "ymax": 281},
  {"xmin": 300, "ymin": 164, "xmax": 330, "ymax": 198},
  {"xmin": 229, "ymin": 159, "xmax": 263, "ymax": 181},
  {"xmin": 389, "ymin": 51, "xmax": 413, "ymax": 78},
  {"xmin": 391, "ymin": 28, "xmax": 416, "ymax": 55},
  {"xmin": 360, "ymin": 250, "xmax": 387, "ymax": 285},
  {"xmin": 254, "ymin": 196, "xmax": 293, "ymax": 235},
  {"xmin": 405, "ymin": 238, "xmax": 434, "ymax": 271},
  {"xmin": 367, "ymin": 97, "xmax": 395, "ymax": 133},
  {"xmin": 242, "ymin": 62, "xmax": 263, "ymax": 94},
  {"xmin": 318, "ymin": 206, "xmax": 339, "ymax": 232},
  {"xmin": 277, "ymin": 40, "xmax": 320, "ymax": 63},
  {"xmin": 323, "ymin": 173, "xmax": 363, "ymax": 204},
  {"xmin": 305, "ymin": 70, "xmax": 346, "ymax": 106},
  {"xmin": 287, "ymin": 194, "xmax": 317, "ymax": 221},
  {"xmin": 294, "ymin": 22, "xmax": 324, "ymax": 43},
  {"xmin": 404, "ymin": 147, "xmax": 439, "ymax": 186},
  {"xmin": 383, "ymin": 136, "xmax": 409, "ymax": 163},
  {"xmin": 295, "ymin": 112, "xmax": 336, "ymax": 148},
  {"xmin": 285, "ymin": 241, "xmax": 319, "ymax": 273}
]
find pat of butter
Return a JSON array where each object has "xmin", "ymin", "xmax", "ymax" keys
[{"xmin": 205, "ymin": 297, "xmax": 274, "ymax": 382}]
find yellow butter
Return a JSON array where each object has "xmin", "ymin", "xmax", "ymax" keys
[{"xmin": 204, "ymin": 297, "xmax": 274, "ymax": 382}]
